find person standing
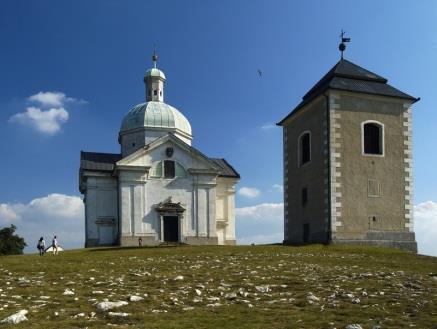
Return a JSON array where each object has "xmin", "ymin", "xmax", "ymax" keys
[
  {"xmin": 52, "ymin": 235, "xmax": 59, "ymax": 255},
  {"xmin": 37, "ymin": 237, "xmax": 45, "ymax": 256}
]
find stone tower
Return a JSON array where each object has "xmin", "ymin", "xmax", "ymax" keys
[{"xmin": 277, "ymin": 59, "xmax": 419, "ymax": 252}]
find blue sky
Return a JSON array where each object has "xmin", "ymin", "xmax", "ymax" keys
[{"xmin": 1, "ymin": 1, "xmax": 436, "ymax": 255}]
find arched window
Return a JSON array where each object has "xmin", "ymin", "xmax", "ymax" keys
[
  {"xmin": 362, "ymin": 121, "xmax": 384, "ymax": 155},
  {"xmin": 150, "ymin": 161, "xmax": 187, "ymax": 179},
  {"xmin": 298, "ymin": 131, "xmax": 311, "ymax": 166}
]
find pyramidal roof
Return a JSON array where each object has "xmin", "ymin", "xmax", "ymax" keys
[{"xmin": 278, "ymin": 59, "xmax": 418, "ymax": 125}]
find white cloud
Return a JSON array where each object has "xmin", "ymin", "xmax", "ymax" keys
[
  {"xmin": 0, "ymin": 194, "xmax": 84, "ymax": 252},
  {"xmin": 28, "ymin": 91, "xmax": 76, "ymax": 107},
  {"xmin": 414, "ymin": 201, "xmax": 437, "ymax": 256},
  {"xmin": 272, "ymin": 184, "xmax": 283, "ymax": 193},
  {"xmin": 260, "ymin": 124, "xmax": 275, "ymax": 130},
  {"xmin": 236, "ymin": 203, "xmax": 283, "ymax": 245},
  {"xmin": 9, "ymin": 106, "xmax": 69, "ymax": 135},
  {"xmin": 0, "ymin": 204, "xmax": 21, "ymax": 221},
  {"xmin": 238, "ymin": 187, "xmax": 260, "ymax": 198},
  {"xmin": 9, "ymin": 91, "xmax": 85, "ymax": 135}
]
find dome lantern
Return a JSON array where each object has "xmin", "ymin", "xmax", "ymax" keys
[{"xmin": 144, "ymin": 50, "xmax": 166, "ymax": 102}]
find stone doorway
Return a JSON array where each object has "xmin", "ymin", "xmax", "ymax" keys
[
  {"xmin": 156, "ymin": 197, "xmax": 185, "ymax": 243},
  {"xmin": 163, "ymin": 216, "xmax": 179, "ymax": 242}
]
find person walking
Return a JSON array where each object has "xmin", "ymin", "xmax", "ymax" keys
[
  {"xmin": 52, "ymin": 235, "xmax": 59, "ymax": 255},
  {"xmin": 37, "ymin": 237, "xmax": 45, "ymax": 256}
]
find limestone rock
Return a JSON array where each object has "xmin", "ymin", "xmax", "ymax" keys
[{"xmin": 0, "ymin": 310, "xmax": 28, "ymax": 324}]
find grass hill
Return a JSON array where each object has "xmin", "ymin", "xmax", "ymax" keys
[{"xmin": 0, "ymin": 245, "xmax": 436, "ymax": 328}]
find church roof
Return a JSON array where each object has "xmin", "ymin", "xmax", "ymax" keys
[
  {"xmin": 80, "ymin": 151, "xmax": 239, "ymax": 178},
  {"xmin": 277, "ymin": 59, "xmax": 419, "ymax": 125},
  {"xmin": 80, "ymin": 151, "xmax": 122, "ymax": 172},
  {"xmin": 210, "ymin": 158, "xmax": 241, "ymax": 178},
  {"xmin": 120, "ymin": 102, "xmax": 192, "ymax": 136}
]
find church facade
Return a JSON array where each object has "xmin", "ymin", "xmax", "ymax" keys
[
  {"xmin": 278, "ymin": 58, "xmax": 419, "ymax": 252},
  {"xmin": 79, "ymin": 54, "xmax": 239, "ymax": 247}
]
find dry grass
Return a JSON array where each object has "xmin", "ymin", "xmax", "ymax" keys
[{"xmin": 0, "ymin": 245, "xmax": 436, "ymax": 328}]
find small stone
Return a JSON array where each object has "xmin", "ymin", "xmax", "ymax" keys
[
  {"xmin": 129, "ymin": 295, "xmax": 144, "ymax": 302},
  {"xmin": 63, "ymin": 289, "xmax": 75, "ymax": 296},
  {"xmin": 0, "ymin": 310, "xmax": 28, "ymax": 324},
  {"xmin": 108, "ymin": 312, "xmax": 130, "ymax": 317},
  {"xmin": 345, "ymin": 324, "xmax": 363, "ymax": 329},
  {"xmin": 97, "ymin": 301, "xmax": 128, "ymax": 311},
  {"xmin": 174, "ymin": 275, "xmax": 184, "ymax": 281}
]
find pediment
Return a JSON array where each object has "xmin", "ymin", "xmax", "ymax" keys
[{"xmin": 116, "ymin": 133, "xmax": 220, "ymax": 173}]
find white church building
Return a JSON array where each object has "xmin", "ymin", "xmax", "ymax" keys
[{"xmin": 79, "ymin": 53, "xmax": 240, "ymax": 247}]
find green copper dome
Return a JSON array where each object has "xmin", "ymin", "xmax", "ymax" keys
[
  {"xmin": 120, "ymin": 101, "xmax": 192, "ymax": 136},
  {"xmin": 144, "ymin": 68, "xmax": 166, "ymax": 80}
]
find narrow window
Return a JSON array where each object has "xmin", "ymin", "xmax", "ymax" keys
[
  {"xmin": 299, "ymin": 132, "xmax": 311, "ymax": 166},
  {"xmin": 154, "ymin": 90, "xmax": 158, "ymax": 96},
  {"xmin": 363, "ymin": 122, "xmax": 383, "ymax": 155},
  {"xmin": 164, "ymin": 160, "xmax": 175, "ymax": 179},
  {"xmin": 302, "ymin": 187, "xmax": 308, "ymax": 206},
  {"xmin": 148, "ymin": 90, "xmax": 151, "ymax": 96}
]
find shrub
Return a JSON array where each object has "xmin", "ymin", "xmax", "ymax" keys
[{"xmin": 0, "ymin": 225, "xmax": 27, "ymax": 255}]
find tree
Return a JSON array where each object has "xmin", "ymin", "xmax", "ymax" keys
[{"xmin": 0, "ymin": 225, "xmax": 27, "ymax": 255}]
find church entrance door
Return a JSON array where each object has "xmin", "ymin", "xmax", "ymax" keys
[{"xmin": 163, "ymin": 216, "xmax": 179, "ymax": 242}]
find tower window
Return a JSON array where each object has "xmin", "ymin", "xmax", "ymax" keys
[
  {"xmin": 160, "ymin": 91, "xmax": 162, "ymax": 96},
  {"xmin": 164, "ymin": 160, "xmax": 175, "ymax": 179},
  {"xmin": 362, "ymin": 121, "xmax": 384, "ymax": 155},
  {"xmin": 154, "ymin": 90, "xmax": 158, "ymax": 96},
  {"xmin": 298, "ymin": 131, "xmax": 311, "ymax": 166}
]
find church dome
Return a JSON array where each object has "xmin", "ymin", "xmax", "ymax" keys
[
  {"xmin": 144, "ymin": 68, "xmax": 166, "ymax": 80},
  {"xmin": 120, "ymin": 101, "xmax": 192, "ymax": 136}
]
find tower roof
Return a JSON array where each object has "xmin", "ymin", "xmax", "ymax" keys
[{"xmin": 277, "ymin": 59, "xmax": 419, "ymax": 125}]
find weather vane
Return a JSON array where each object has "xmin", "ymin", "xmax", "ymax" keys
[
  {"xmin": 339, "ymin": 30, "xmax": 351, "ymax": 59},
  {"xmin": 152, "ymin": 43, "xmax": 158, "ymax": 68}
]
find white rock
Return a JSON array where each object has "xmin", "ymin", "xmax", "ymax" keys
[
  {"xmin": 345, "ymin": 325, "xmax": 363, "ymax": 329},
  {"xmin": 255, "ymin": 285, "xmax": 271, "ymax": 293},
  {"xmin": 63, "ymin": 289, "xmax": 75, "ymax": 296},
  {"xmin": 97, "ymin": 301, "xmax": 128, "ymax": 311},
  {"xmin": 306, "ymin": 292, "xmax": 320, "ymax": 302},
  {"xmin": 129, "ymin": 295, "xmax": 144, "ymax": 302},
  {"xmin": 195, "ymin": 289, "xmax": 202, "ymax": 296},
  {"xmin": 0, "ymin": 310, "xmax": 28, "ymax": 324},
  {"xmin": 92, "ymin": 291, "xmax": 104, "ymax": 295},
  {"xmin": 108, "ymin": 312, "xmax": 130, "ymax": 317},
  {"xmin": 174, "ymin": 275, "xmax": 184, "ymax": 281},
  {"xmin": 351, "ymin": 298, "xmax": 360, "ymax": 304},
  {"xmin": 225, "ymin": 292, "xmax": 237, "ymax": 300}
]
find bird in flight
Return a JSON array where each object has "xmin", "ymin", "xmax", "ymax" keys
[{"xmin": 257, "ymin": 69, "xmax": 263, "ymax": 77}]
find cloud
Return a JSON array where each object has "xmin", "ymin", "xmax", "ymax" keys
[
  {"xmin": 9, "ymin": 91, "xmax": 85, "ymax": 135},
  {"xmin": 0, "ymin": 204, "xmax": 20, "ymax": 221},
  {"xmin": 414, "ymin": 201, "xmax": 437, "ymax": 256},
  {"xmin": 9, "ymin": 106, "xmax": 69, "ymax": 135},
  {"xmin": 260, "ymin": 124, "xmax": 275, "ymax": 130},
  {"xmin": 272, "ymin": 184, "xmax": 283, "ymax": 193},
  {"xmin": 0, "ymin": 194, "xmax": 84, "ymax": 252},
  {"xmin": 238, "ymin": 187, "xmax": 260, "ymax": 198},
  {"xmin": 236, "ymin": 203, "xmax": 283, "ymax": 245},
  {"xmin": 28, "ymin": 91, "xmax": 76, "ymax": 107}
]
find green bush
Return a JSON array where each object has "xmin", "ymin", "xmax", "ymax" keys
[{"xmin": 0, "ymin": 224, "xmax": 27, "ymax": 255}]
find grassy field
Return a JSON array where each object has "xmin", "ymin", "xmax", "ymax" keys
[{"xmin": 0, "ymin": 245, "xmax": 436, "ymax": 328}]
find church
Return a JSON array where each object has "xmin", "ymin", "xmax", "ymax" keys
[
  {"xmin": 277, "ymin": 46, "xmax": 419, "ymax": 252},
  {"xmin": 79, "ymin": 53, "xmax": 240, "ymax": 247}
]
